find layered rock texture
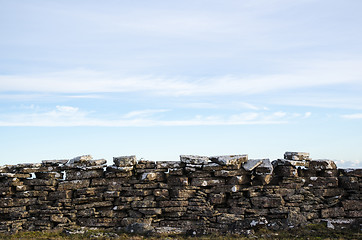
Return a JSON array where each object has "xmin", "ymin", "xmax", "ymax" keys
[{"xmin": 0, "ymin": 152, "xmax": 361, "ymax": 234}]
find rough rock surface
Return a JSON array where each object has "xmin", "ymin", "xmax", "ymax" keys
[{"xmin": 0, "ymin": 152, "xmax": 360, "ymax": 235}]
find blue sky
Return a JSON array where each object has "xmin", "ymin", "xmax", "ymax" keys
[{"xmin": 1, "ymin": 0, "xmax": 362, "ymax": 167}]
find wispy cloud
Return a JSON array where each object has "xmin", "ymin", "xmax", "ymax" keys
[
  {"xmin": 341, "ymin": 113, "xmax": 362, "ymax": 119},
  {"xmin": 0, "ymin": 105, "xmax": 306, "ymax": 127},
  {"xmin": 1, "ymin": 59, "xmax": 361, "ymax": 97}
]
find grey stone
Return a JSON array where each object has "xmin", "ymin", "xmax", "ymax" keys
[
  {"xmin": 284, "ymin": 152, "xmax": 311, "ymax": 161},
  {"xmin": 125, "ymin": 222, "xmax": 154, "ymax": 235},
  {"xmin": 180, "ymin": 155, "xmax": 209, "ymax": 165},
  {"xmin": 209, "ymin": 155, "xmax": 248, "ymax": 166},
  {"xmin": 242, "ymin": 159, "xmax": 263, "ymax": 171},
  {"xmin": 255, "ymin": 159, "xmax": 273, "ymax": 175},
  {"xmin": 272, "ymin": 159, "xmax": 309, "ymax": 167},
  {"xmin": 42, "ymin": 159, "xmax": 69, "ymax": 165},
  {"xmin": 113, "ymin": 155, "xmax": 136, "ymax": 167},
  {"xmin": 309, "ymin": 160, "xmax": 337, "ymax": 170}
]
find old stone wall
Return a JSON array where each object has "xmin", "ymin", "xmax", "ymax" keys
[{"xmin": 0, "ymin": 152, "xmax": 361, "ymax": 234}]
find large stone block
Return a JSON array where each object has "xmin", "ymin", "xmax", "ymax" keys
[
  {"xmin": 66, "ymin": 169, "xmax": 103, "ymax": 180},
  {"xmin": 113, "ymin": 155, "xmax": 136, "ymax": 167},
  {"xmin": 251, "ymin": 196, "xmax": 284, "ymax": 208},
  {"xmin": 309, "ymin": 160, "xmax": 337, "ymax": 171},
  {"xmin": 307, "ymin": 177, "xmax": 338, "ymax": 188},
  {"xmin": 321, "ymin": 207, "xmax": 345, "ymax": 218},
  {"xmin": 58, "ymin": 179, "xmax": 90, "ymax": 190},
  {"xmin": 255, "ymin": 159, "xmax": 273, "ymax": 175},
  {"xmin": 342, "ymin": 200, "xmax": 362, "ymax": 211},
  {"xmin": 209, "ymin": 155, "xmax": 248, "ymax": 167},
  {"xmin": 167, "ymin": 176, "xmax": 189, "ymax": 186},
  {"xmin": 191, "ymin": 178, "xmax": 224, "ymax": 187},
  {"xmin": 242, "ymin": 159, "xmax": 263, "ymax": 171},
  {"xmin": 227, "ymin": 175, "xmax": 251, "ymax": 185},
  {"xmin": 180, "ymin": 155, "xmax": 209, "ymax": 165},
  {"xmin": 284, "ymin": 152, "xmax": 311, "ymax": 161},
  {"xmin": 274, "ymin": 166, "xmax": 298, "ymax": 177},
  {"xmin": 340, "ymin": 168, "xmax": 362, "ymax": 177}
]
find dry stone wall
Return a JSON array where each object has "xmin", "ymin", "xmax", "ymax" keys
[{"xmin": 0, "ymin": 152, "xmax": 361, "ymax": 234}]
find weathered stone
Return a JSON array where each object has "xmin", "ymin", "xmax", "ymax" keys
[
  {"xmin": 227, "ymin": 175, "xmax": 251, "ymax": 185},
  {"xmin": 338, "ymin": 176, "xmax": 359, "ymax": 190},
  {"xmin": 272, "ymin": 159, "xmax": 309, "ymax": 167},
  {"xmin": 321, "ymin": 207, "xmax": 345, "ymax": 218},
  {"xmin": 255, "ymin": 159, "xmax": 273, "ymax": 175},
  {"xmin": 42, "ymin": 159, "xmax": 69, "ymax": 165},
  {"xmin": 35, "ymin": 172, "xmax": 63, "ymax": 179},
  {"xmin": 167, "ymin": 176, "xmax": 189, "ymax": 186},
  {"xmin": 274, "ymin": 166, "xmax": 298, "ymax": 177},
  {"xmin": 113, "ymin": 155, "xmax": 136, "ymax": 167},
  {"xmin": 125, "ymin": 222, "xmax": 154, "ymax": 235},
  {"xmin": 24, "ymin": 179, "xmax": 57, "ymax": 186},
  {"xmin": 307, "ymin": 177, "xmax": 338, "ymax": 188},
  {"xmin": 131, "ymin": 200, "xmax": 157, "ymax": 208},
  {"xmin": 340, "ymin": 168, "xmax": 362, "ymax": 177},
  {"xmin": 0, "ymin": 173, "xmax": 31, "ymax": 178},
  {"xmin": 342, "ymin": 200, "xmax": 362, "ymax": 211},
  {"xmin": 242, "ymin": 159, "xmax": 263, "ymax": 171},
  {"xmin": 209, "ymin": 155, "xmax": 248, "ymax": 166},
  {"xmin": 140, "ymin": 172, "xmax": 165, "ymax": 182},
  {"xmin": 139, "ymin": 208, "xmax": 162, "ymax": 215},
  {"xmin": 171, "ymin": 189, "xmax": 196, "ymax": 198},
  {"xmin": 214, "ymin": 169, "xmax": 247, "ymax": 177},
  {"xmin": 58, "ymin": 180, "xmax": 90, "ymax": 190},
  {"xmin": 191, "ymin": 178, "xmax": 224, "ymax": 187},
  {"xmin": 210, "ymin": 193, "xmax": 226, "ymax": 204},
  {"xmin": 67, "ymin": 155, "xmax": 93, "ymax": 164},
  {"xmin": 251, "ymin": 196, "xmax": 284, "ymax": 208},
  {"xmin": 284, "ymin": 152, "xmax": 311, "ymax": 161},
  {"xmin": 180, "ymin": 155, "xmax": 209, "ymax": 165},
  {"xmin": 156, "ymin": 161, "xmax": 183, "ymax": 169},
  {"xmin": 159, "ymin": 201, "xmax": 188, "ymax": 207},
  {"xmin": 66, "ymin": 169, "xmax": 103, "ymax": 180},
  {"xmin": 309, "ymin": 160, "xmax": 337, "ymax": 171},
  {"xmin": 153, "ymin": 189, "xmax": 169, "ymax": 199}
]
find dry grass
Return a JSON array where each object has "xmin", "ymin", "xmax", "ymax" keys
[{"xmin": 0, "ymin": 224, "xmax": 360, "ymax": 240}]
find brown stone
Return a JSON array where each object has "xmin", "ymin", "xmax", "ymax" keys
[
  {"xmin": 167, "ymin": 176, "xmax": 189, "ymax": 186},
  {"xmin": 321, "ymin": 207, "xmax": 345, "ymax": 218},
  {"xmin": 191, "ymin": 178, "xmax": 224, "ymax": 187},
  {"xmin": 66, "ymin": 169, "xmax": 103, "ymax": 180},
  {"xmin": 251, "ymin": 196, "xmax": 284, "ymax": 208},
  {"xmin": 58, "ymin": 180, "xmax": 90, "ymax": 190},
  {"xmin": 342, "ymin": 200, "xmax": 362, "ymax": 211}
]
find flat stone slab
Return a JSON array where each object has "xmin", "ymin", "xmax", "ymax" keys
[
  {"xmin": 284, "ymin": 152, "xmax": 311, "ymax": 161},
  {"xmin": 67, "ymin": 155, "xmax": 93, "ymax": 165},
  {"xmin": 113, "ymin": 155, "xmax": 136, "ymax": 167},
  {"xmin": 209, "ymin": 155, "xmax": 248, "ymax": 166},
  {"xmin": 255, "ymin": 159, "xmax": 273, "ymax": 175},
  {"xmin": 242, "ymin": 159, "xmax": 263, "ymax": 171},
  {"xmin": 180, "ymin": 155, "xmax": 209, "ymax": 165},
  {"xmin": 273, "ymin": 159, "xmax": 309, "ymax": 167},
  {"xmin": 42, "ymin": 159, "xmax": 69, "ymax": 165},
  {"xmin": 309, "ymin": 159, "xmax": 337, "ymax": 170}
]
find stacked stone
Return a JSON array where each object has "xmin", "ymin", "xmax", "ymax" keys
[
  {"xmin": 0, "ymin": 152, "xmax": 361, "ymax": 234},
  {"xmin": 0, "ymin": 160, "xmax": 66, "ymax": 232}
]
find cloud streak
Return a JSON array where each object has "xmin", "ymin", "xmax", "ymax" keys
[
  {"xmin": 1, "ymin": 59, "xmax": 361, "ymax": 97},
  {"xmin": 0, "ymin": 105, "xmax": 307, "ymax": 127}
]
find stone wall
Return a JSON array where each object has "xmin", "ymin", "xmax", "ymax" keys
[{"xmin": 0, "ymin": 152, "xmax": 361, "ymax": 234}]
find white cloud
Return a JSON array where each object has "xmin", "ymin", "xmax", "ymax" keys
[
  {"xmin": 304, "ymin": 112, "xmax": 312, "ymax": 118},
  {"xmin": 122, "ymin": 109, "xmax": 169, "ymax": 119},
  {"xmin": 0, "ymin": 106, "xmax": 304, "ymax": 127},
  {"xmin": 341, "ymin": 113, "xmax": 362, "ymax": 119},
  {"xmin": 1, "ymin": 59, "xmax": 361, "ymax": 97}
]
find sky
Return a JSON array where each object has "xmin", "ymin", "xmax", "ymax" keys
[{"xmin": 1, "ymin": 0, "xmax": 362, "ymax": 168}]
